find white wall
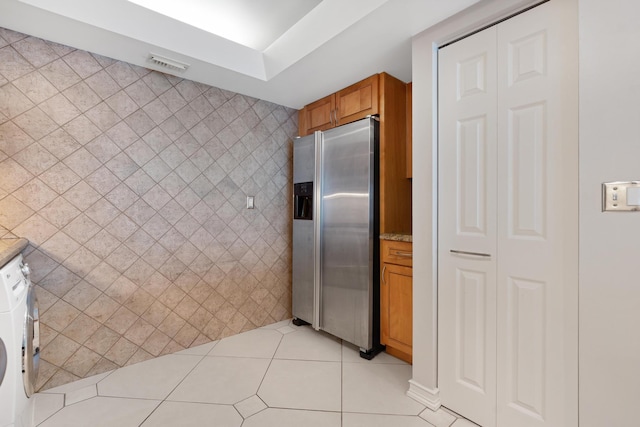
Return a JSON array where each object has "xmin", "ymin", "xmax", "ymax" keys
[
  {"xmin": 579, "ymin": 0, "xmax": 640, "ymax": 425},
  {"xmin": 411, "ymin": 0, "xmax": 640, "ymax": 425},
  {"xmin": 408, "ymin": 0, "xmax": 548, "ymax": 409}
]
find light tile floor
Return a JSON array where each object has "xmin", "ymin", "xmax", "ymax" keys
[{"xmin": 31, "ymin": 320, "xmax": 475, "ymax": 427}]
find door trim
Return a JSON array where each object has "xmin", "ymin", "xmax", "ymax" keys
[{"xmin": 409, "ymin": 0, "xmax": 578, "ymax": 412}]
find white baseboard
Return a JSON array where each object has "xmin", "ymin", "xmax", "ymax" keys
[{"xmin": 407, "ymin": 379, "xmax": 441, "ymax": 411}]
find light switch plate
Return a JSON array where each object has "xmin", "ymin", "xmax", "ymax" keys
[
  {"xmin": 246, "ymin": 196, "xmax": 255, "ymax": 209},
  {"xmin": 602, "ymin": 181, "xmax": 640, "ymax": 211}
]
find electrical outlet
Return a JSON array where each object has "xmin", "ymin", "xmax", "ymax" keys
[{"xmin": 246, "ymin": 196, "xmax": 255, "ymax": 209}]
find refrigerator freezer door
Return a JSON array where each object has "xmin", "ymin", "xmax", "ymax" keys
[
  {"xmin": 292, "ymin": 134, "xmax": 318, "ymax": 326},
  {"xmin": 319, "ymin": 118, "xmax": 376, "ymax": 350}
]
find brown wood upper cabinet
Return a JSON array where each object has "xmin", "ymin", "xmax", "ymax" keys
[
  {"xmin": 298, "ymin": 94, "xmax": 335, "ymax": 135},
  {"xmin": 298, "ymin": 72, "xmax": 411, "ymax": 234},
  {"xmin": 299, "ymin": 74, "xmax": 379, "ymax": 137}
]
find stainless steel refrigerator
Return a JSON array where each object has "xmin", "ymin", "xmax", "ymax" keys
[{"xmin": 292, "ymin": 117, "xmax": 380, "ymax": 359}]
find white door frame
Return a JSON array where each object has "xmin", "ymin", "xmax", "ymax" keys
[{"xmin": 408, "ymin": 0, "xmax": 578, "ymax": 410}]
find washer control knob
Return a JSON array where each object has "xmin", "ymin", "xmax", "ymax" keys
[{"xmin": 21, "ymin": 263, "xmax": 31, "ymax": 277}]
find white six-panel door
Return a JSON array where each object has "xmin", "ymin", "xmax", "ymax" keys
[
  {"xmin": 438, "ymin": 2, "xmax": 578, "ymax": 427},
  {"xmin": 438, "ymin": 25, "xmax": 498, "ymax": 427}
]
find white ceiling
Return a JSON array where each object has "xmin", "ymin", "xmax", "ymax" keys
[{"xmin": 0, "ymin": 0, "xmax": 480, "ymax": 108}]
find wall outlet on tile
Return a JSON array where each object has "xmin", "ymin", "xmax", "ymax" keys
[{"xmin": 246, "ymin": 196, "xmax": 255, "ymax": 209}]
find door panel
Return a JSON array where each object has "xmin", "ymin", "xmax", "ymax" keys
[
  {"xmin": 387, "ymin": 263, "xmax": 413, "ymax": 353},
  {"xmin": 336, "ymin": 74, "xmax": 379, "ymax": 126},
  {"xmin": 319, "ymin": 119, "xmax": 375, "ymax": 350},
  {"xmin": 505, "ymin": 277, "xmax": 546, "ymax": 420},
  {"xmin": 455, "ymin": 267, "xmax": 489, "ymax": 392},
  {"xmin": 439, "ymin": 3, "xmax": 577, "ymax": 427},
  {"xmin": 507, "ymin": 103, "xmax": 546, "ymax": 239},
  {"xmin": 292, "ymin": 134, "xmax": 318, "ymax": 325},
  {"xmin": 457, "ymin": 116, "xmax": 489, "ymax": 236},
  {"xmin": 438, "ymin": 25, "xmax": 497, "ymax": 427},
  {"xmin": 496, "ymin": 3, "xmax": 578, "ymax": 427},
  {"xmin": 300, "ymin": 94, "xmax": 335, "ymax": 136}
]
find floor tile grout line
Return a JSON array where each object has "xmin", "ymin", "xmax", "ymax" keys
[
  {"xmin": 37, "ymin": 368, "xmax": 117, "ymax": 426},
  {"xmin": 249, "ymin": 324, "xmax": 286, "ymax": 413},
  {"xmin": 34, "ymin": 319, "xmax": 462, "ymax": 426},
  {"xmin": 261, "ymin": 405, "xmax": 342, "ymax": 414},
  {"xmin": 235, "ymin": 323, "xmax": 289, "ymax": 426},
  {"xmin": 34, "ymin": 393, "xmax": 65, "ymax": 427},
  {"xmin": 130, "ymin": 349, "xmax": 212, "ymax": 426}
]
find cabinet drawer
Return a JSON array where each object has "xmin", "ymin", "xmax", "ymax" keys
[{"xmin": 381, "ymin": 239, "xmax": 412, "ymax": 267}]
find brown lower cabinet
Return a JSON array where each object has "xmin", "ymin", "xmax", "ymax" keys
[{"xmin": 380, "ymin": 239, "xmax": 412, "ymax": 363}]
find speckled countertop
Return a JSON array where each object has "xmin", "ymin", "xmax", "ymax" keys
[
  {"xmin": 0, "ymin": 238, "xmax": 29, "ymax": 268},
  {"xmin": 379, "ymin": 233, "xmax": 412, "ymax": 243}
]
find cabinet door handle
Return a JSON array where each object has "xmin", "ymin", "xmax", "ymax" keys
[
  {"xmin": 381, "ymin": 265, "xmax": 386, "ymax": 284},
  {"xmin": 450, "ymin": 249, "xmax": 491, "ymax": 258},
  {"xmin": 333, "ymin": 109, "xmax": 338, "ymax": 125},
  {"xmin": 392, "ymin": 250, "xmax": 412, "ymax": 258},
  {"xmin": 329, "ymin": 109, "xmax": 333, "ymax": 126}
]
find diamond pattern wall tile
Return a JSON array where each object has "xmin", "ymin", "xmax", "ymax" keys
[
  {"xmin": 124, "ymin": 140, "xmax": 154, "ymax": 167},
  {"xmin": 39, "ymin": 232, "xmax": 77, "ymax": 263},
  {"xmin": 0, "ymin": 46, "xmax": 35, "ymax": 81},
  {"xmin": 105, "ymin": 183, "xmax": 139, "ymax": 211},
  {"xmin": 0, "ymin": 121, "xmax": 33, "ymax": 155},
  {"xmin": 62, "ymin": 50, "xmax": 102, "ymax": 79},
  {"xmin": 159, "ymin": 116, "xmax": 188, "ymax": 142},
  {"xmin": 37, "ymin": 264, "xmax": 80, "ymax": 297},
  {"xmin": 13, "ymin": 36, "xmax": 59, "ymax": 68},
  {"xmin": 125, "ymin": 169, "xmax": 156, "ymax": 196},
  {"xmin": 42, "ymin": 335, "xmax": 80, "ymax": 367},
  {"xmin": 63, "ymin": 214, "xmax": 101, "ymax": 244},
  {"xmin": 13, "ymin": 214, "xmax": 57, "ymax": 245},
  {"xmin": 39, "ymin": 58, "xmax": 81, "ymax": 91},
  {"xmin": 62, "ymin": 280, "xmax": 101, "ymax": 311},
  {"xmin": 0, "ymin": 26, "xmax": 296, "ymax": 391},
  {"xmin": 12, "ymin": 142, "xmax": 58, "ymax": 174},
  {"xmin": 62, "ymin": 313, "xmax": 101, "ymax": 344},
  {"xmin": 106, "ymin": 121, "xmax": 139, "ymax": 149},
  {"xmin": 63, "ymin": 346, "xmax": 102, "ymax": 377},
  {"xmin": 106, "ymin": 62, "xmax": 139, "ymax": 88},
  {"xmin": 39, "ymin": 93, "xmax": 81, "ymax": 125},
  {"xmin": 13, "ymin": 107, "xmax": 57, "ymax": 140},
  {"xmin": 104, "ymin": 337, "xmax": 137, "ymax": 365},
  {"xmin": 106, "ymin": 91, "xmax": 138, "ymax": 119},
  {"xmin": 85, "ymin": 69, "xmax": 120, "ymax": 100},
  {"xmin": 63, "ymin": 115, "xmax": 102, "ymax": 144},
  {"xmin": 39, "ymin": 197, "xmax": 81, "ymax": 228},
  {"xmin": 0, "ymin": 83, "xmax": 34, "ymax": 119},
  {"xmin": 125, "ymin": 79, "xmax": 155, "ymax": 108},
  {"xmin": 12, "ymin": 178, "xmax": 57, "ymax": 210}
]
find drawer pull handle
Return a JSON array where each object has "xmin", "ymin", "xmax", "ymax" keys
[
  {"xmin": 450, "ymin": 249, "xmax": 491, "ymax": 258},
  {"xmin": 392, "ymin": 251, "xmax": 412, "ymax": 258},
  {"xmin": 381, "ymin": 265, "xmax": 386, "ymax": 284}
]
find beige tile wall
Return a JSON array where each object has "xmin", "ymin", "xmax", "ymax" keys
[{"xmin": 0, "ymin": 28, "xmax": 296, "ymax": 390}]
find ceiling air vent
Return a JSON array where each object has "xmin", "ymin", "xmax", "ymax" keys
[{"xmin": 149, "ymin": 54, "xmax": 189, "ymax": 72}]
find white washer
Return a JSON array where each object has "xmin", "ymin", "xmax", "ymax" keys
[{"xmin": 0, "ymin": 253, "xmax": 39, "ymax": 427}]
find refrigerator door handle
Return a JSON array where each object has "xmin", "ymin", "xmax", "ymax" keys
[{"xmin": 313, "ymin": 131, "xmax": 322, "ymax": 331}]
